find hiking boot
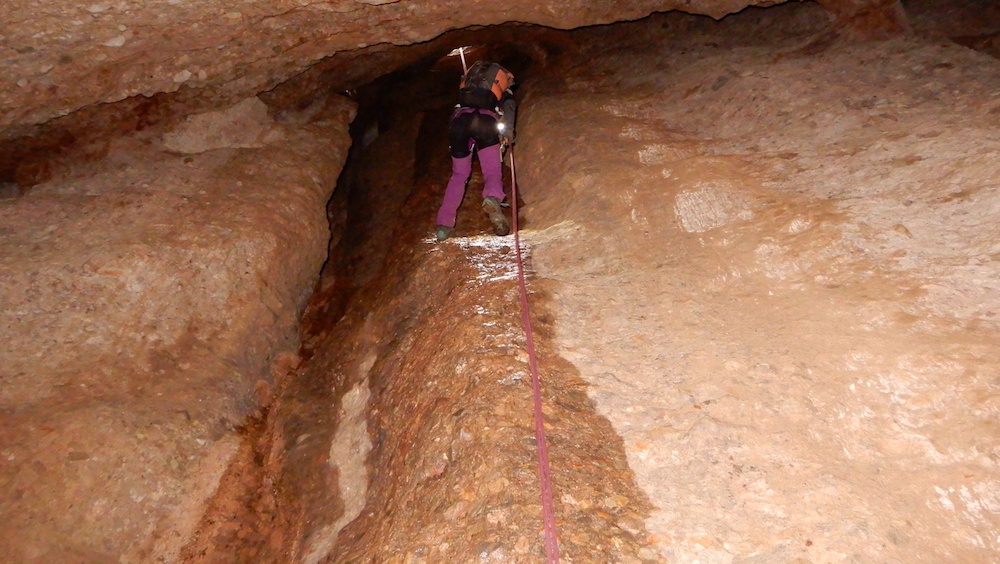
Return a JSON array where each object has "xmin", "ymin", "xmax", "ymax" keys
[
  {"xmin": 482, "ymin": 197, "xmax": 510, "ymax": 236},
  {"xmin": 435, "ymin": 225, "xmax": 454, "ymax": 241}
]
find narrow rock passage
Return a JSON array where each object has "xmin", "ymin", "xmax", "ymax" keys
[
  {"xmin": 182, "ymin": 5, "xmax": 1000, "ymax": 561},
  {"xmin": 10, "ymin": 2, "xmax": 1000, "ymax": 561},
  {"xmin": 184, "ymin": 62, "xmax": 651, "ymax": 562}
]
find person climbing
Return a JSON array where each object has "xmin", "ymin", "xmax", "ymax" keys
[{"xmin": 434, "ymin": 59, "xmax": 516, "ymax": 241}]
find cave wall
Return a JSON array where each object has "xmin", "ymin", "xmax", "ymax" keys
[
  {"xmin": 0, "ymin": 95, "xmax": 355, "ymax": 561},
  {"xmin": 815, "ymin": 0, "xmax": 910, "ymax": 37},
  {"xmin": 0, "ymin": 0, "xmax": 923, "ymax": 560},
  {"xmin": 514, "ymin": 5, "xmax": 1000, "ymax": 560},
  {"xmin": 0, "ymin": 0, "xmax": 914, "ymax": 139},
  {"xmin": 0, "ymin": 0, "xmax": 756, "ymax": 133}
]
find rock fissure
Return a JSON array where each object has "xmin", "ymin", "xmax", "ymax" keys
[{"xmin": 3, "ymin": 0, "xmax": 1000, "ymax": 561}]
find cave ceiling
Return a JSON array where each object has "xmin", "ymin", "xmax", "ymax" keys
[{"xmin": 0, "ymin": 0, "xmax": 910, "ymax": 142}]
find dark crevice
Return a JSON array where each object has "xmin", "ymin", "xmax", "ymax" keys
[
  {"xmin": 180, "ymin": 36, "xmax": 559, "ymax": 560},
  {"xmin": 301, "ymin": 41, "xmax": 543, "ymax": 343}
]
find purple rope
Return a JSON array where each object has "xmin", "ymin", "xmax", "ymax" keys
[{"xmin": 509, "ymin": 147, "xmax": 560, "ymax": 563}]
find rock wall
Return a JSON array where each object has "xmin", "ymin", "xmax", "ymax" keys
[
  {"xmin": 0, "ymin": 0, "xmax": 763, "ymax": 134},
  {"xmin": 0, "ymin": 95, "xmax": 356, "ymax": 560},
  {"xmin": 1, "ymin": 0, "xmax": 915, "ymax": 140},
  {"xmin": 516, "ymin": 6, "xmax": 1000, "ymax": 560}
]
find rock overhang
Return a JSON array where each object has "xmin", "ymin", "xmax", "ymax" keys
[{"xmin": 5, "ymin": 0, "xmax": 908, "ymax": 136}]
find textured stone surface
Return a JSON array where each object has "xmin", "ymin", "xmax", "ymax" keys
[
  {"xmin": 0, "ymin": 0, "xmax": 730, "ymax": 132},
  {"xmin": 162, "ymin": 97, "xmax": 284, "ymax": 154},
  {"xmin": 0, "ymin": 0, "xmax": 911, "ymax": 138},
  {"xmin": 817, "ymin": 0, "xmax": 910, "ymax": 37},
  {"xmin": 183, "ymin": 3, "xmax": 1000, "ymax": 559},
  {"xmin": 0, "ymin": 0, "xmax": 968, "ymax": 560},
  {"xmin": 517, "ymin": 5, "xmax": 1000, "ymax": 561},
  {"xmin": 0, "ymin": 95, "xmax": 356, "ymax": 560}
]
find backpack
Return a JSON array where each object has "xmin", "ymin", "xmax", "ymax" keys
[{"xmin": 458, "ymin": 61, "xmax": 513, "ymax": 110}]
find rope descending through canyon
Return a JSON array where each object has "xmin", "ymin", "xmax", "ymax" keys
[{"xmin": 508, "ymin": 147, "xmax": 560, "ymax": 562}]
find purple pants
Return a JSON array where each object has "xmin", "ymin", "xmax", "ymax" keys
[{"xmin": 435, "ymin": 143, "xmax": 505, "ymax": 228}]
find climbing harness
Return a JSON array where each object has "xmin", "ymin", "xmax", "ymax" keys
[{"xmin": 509, "ymin": 148, "xmax": 560, "ymax": 563}]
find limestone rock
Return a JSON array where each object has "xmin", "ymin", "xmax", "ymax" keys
[
  {"xmin": 163, "ymin": 97, "xmax": 284, "ymax": 154},
  {"xmin": 0, "ymin": 94, "xmax": 357, "ymax": 560},
  {"xmin": 1, "ymin": 0, "xmax": 883, "ymax": 136}
]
